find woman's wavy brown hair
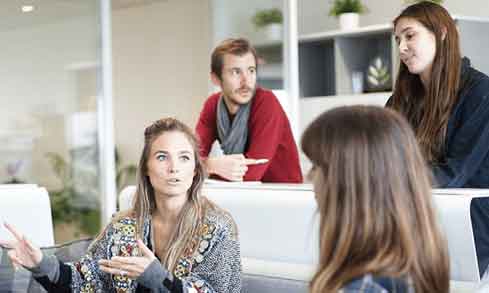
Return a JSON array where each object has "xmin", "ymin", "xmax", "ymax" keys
[
  {"xmin": 302, "ymin": 106, "xmax": 449, "ymax": 293},
  {"xmin": 388, "ymin": 1, "xmax": 461, "ymax": 163}
]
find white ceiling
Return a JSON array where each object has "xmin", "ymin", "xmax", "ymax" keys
[{"xmin": 1, "ymin": 0, "xmax": 166, "ymax": 32}]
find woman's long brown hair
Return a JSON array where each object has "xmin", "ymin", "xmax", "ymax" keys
[
  {"xmin": 130, "ymin": 117, "xmax": 212, "ymax": 271},
  {"xmin": 302, "ymin": 106, "xmax": 450, "ymax": 293},
  {"xmin": 388, "ymin": 1, "xmax": 461, "ymax": 163}
]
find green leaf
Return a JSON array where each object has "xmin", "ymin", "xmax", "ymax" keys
[
  {"xmin": 252, "ymin": 8, "xmax": 283, "ymax": 29},
  {"xmin": 329, "ymin": 0, "xmax": 367, "ymax": 17}
]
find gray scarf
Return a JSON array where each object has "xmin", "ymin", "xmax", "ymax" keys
[{"xmin": 216, "ymin": 96, "xmax": 251, "ymax": 154}]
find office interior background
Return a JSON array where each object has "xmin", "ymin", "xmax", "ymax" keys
[{"xmin": 1, "ymin": 0, "xmax": 489, "ymax": 243}]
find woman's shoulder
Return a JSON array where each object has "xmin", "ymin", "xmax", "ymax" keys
[
  {"xmin": 455, "ymin": 58, "xmax": 489, "ymax": 116},
  {"xmin": 341, "ymin": 274, "xmax": 413, "ymax": 293},
  {"xmin": 460, "ymin": 58, "xmax": 489, "ymax": 99},
  {"xmin": 104, "ymin": 212, "xmax": 146, "ymax": 237},
  {"xmin": 202, "ymin": 202, "xmax": 238, "ymax": 240},
  {"xmin": 110, "ymin": 212, "xmax": 137, "ymax": 226}
]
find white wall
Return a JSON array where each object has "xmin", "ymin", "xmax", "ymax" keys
[{"xmin": 112, "ymin": 0, "xmax": 212, "ymax": 165}]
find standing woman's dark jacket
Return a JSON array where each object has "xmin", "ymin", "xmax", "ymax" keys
[
  {"xmin": 388, "ymin": 57, "xmax": 489, "ymax": 276},
  {"xmin": 437, "ymin": 58, "xmax": 489, "ymax": 277},
  {"xmin": 432, "ymin": 57, "xmax": 489, "ymax": 188}
]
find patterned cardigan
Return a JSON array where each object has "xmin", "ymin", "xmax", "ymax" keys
[{"xmin": 66, "ymin": 208, "xmax": 241, "ymax": 293}]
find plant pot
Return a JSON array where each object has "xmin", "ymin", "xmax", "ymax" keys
[
  {"xmin": 339, "ymin": 13, "xmax": 359, "ymax": 30},
  {"xmin": 265, "ymin": 23, "xmax": 282, "ymax": 41}
]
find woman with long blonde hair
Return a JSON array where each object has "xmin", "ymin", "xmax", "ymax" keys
[
  {"xmin": 1, "ymin": 117, "xmax": 241, "ymax": 292},
  {"xmin": 302, "ymin": 106, "xmax": 449, "ymax": 292},
  {"xmin": 388, "ymin": 1, "xmax": 489, "ymax": 277}
]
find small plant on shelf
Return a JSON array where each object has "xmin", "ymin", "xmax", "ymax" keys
[
  {"xmin": 328, "ymin": 0, "xmax": 367, "ymax": 17},
  {"xmin": 329, "ymin": 0, "xmax": 367, "ymax": 30},
  {"xmin": 366, "ymin": 57, "xmax": 391, "ymax": 92},
  {"xmin": 252, "ymin": 8, "xmax": 283, "ymax": 29}
]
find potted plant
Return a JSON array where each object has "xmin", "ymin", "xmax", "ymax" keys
[
  {"xmin": 329, "ymin": 0, "xmax": 367, "ymax": 30},
  {"xmin": 366, "ymin": 56, "xmax": 391, "ymax": 92},
  {"xmin": 252, "ymin": 8, "xmax": 283, "ymax": 40},
  {"xmin": 45, "ymin": 148, "xmax": 136, "ymax": 242}
]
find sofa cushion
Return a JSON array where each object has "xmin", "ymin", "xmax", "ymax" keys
[
  {"xmin": 0, "ymin": 238, "xmax": 93, "ymax": 293},
  {"xmin": 242, "ymin": 274, "xmax": 308, "ymax": 293}
]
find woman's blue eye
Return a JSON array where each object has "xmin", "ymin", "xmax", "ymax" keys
[
  {"xmin": 181, "ymin": 155, "xmax": 190, "ymax": 161},
  {"xmin": 156, "ymin": 154, "xmax": 167, "ymax": 161}
]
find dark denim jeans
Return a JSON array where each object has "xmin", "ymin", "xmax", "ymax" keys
[{"xmin": 471, "ymin": 198, "xmax": 489, "ymax": 277}]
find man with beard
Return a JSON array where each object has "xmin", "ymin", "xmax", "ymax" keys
[{"xmin": 196, "ymin": 38, "xmax": 302, "ymax": 183}]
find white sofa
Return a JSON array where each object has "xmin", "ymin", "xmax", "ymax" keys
[
  {"xmin": 119, "ymin": 183, "xmax": 314, "ymax": 292},
  {"xmin": 0, "ymin": 184, "xmax": 54, "ymax": 247},
  {"xmin": 120, "ymin": 183, "xmax": 489, "ymax": 292},
  {"xmin": 2, "ymin": 183, "xmax": 485, "ymax": 292}
]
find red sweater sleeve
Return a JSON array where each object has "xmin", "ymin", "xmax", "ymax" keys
[
  {"xmin": 195, "ymin": 94, "xmax": 219, "ymax": 158},
  {"xmin": 243, "ymin": 90, "xmax": 284, "ymax": 181}
]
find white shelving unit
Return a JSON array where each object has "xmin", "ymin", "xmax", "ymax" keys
[
  {"xmin": 255, "ymin": 23, "xmax": 395, "ymax": 97},
  {"xmin": 299, "ymin": 23, "xmax": 395, "ymax": 98},
  {"xmin": 257, "ymin": 16, "xmax": 489, "ymax": 99}
]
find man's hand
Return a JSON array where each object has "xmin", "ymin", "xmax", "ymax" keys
[{"xmin": 205, "ymin": 154, "xmax": 268, "ymax": 181}]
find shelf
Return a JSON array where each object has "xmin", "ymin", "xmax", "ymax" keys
[
  {"xmin": 255, "ymin": 41, "xmax": 283, "ymax": 90},
  {"xmin": 258, "ymin": 63, "xmax": 282, "ymax": 79},
  {"xmin": 300, "ymin": 92, "xmax": 392, "ymax": 100},
  {"xmin": 299, "ymin": 40, "xmax": 335, "ymax": 97},
  {"xmin": 299, "ymin": 27, "xmax": 393, "ymax": 98},
  {"xmin": 254, "ymin": 40, "xmax": 282, "ymax": 49},
  {"xmin": 451, "ymin": 14, "xmax": 489, "ymax": 23},
  {"xmin": 300, "ymin": 23, "xmax": 393, "ymax": 43}
]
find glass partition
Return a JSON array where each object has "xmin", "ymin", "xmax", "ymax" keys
[{"xmin": 0, "ymin": 1, "xmax": 105, "ymax": 243}]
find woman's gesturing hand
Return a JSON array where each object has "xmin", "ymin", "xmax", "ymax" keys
[
  {"xmin": 0, "ymin": 222, "xmax": 43, "ymax": 270},
  {"xmin": 98, "ymin": 239, "xmax": 157, "ymax": 279}
]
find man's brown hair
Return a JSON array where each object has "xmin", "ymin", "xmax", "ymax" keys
[{"xmin": 211, "ymin": 38, "xmax": 258, "ymax": 80}]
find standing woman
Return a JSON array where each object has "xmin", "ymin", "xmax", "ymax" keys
[
  {"xmin": 302, "ymin": 106, "xmax": 450, "ymax": 293},
  {"xmin": 388, "ymin": 1, "xmax": 489, "ymax": 275},
  {"xmin": 0, "ymin": 118, "xmax": 241, "ymax": 292}
]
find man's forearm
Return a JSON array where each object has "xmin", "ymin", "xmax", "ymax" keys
[
  {"xmin": 203, "ymin": 157, "xmax": 216, "ymax": 176},
  {"xmin": 202, "ymin": 155, "xmax": 247, "ymax": 181}
]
